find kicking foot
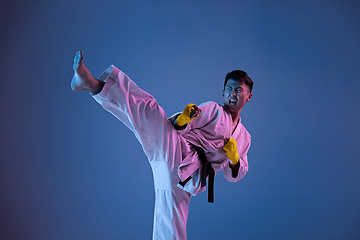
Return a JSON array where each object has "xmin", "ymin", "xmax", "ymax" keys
[{"xmin": 71, "ymin": 51, "xmax": 102, "ymax": 93}]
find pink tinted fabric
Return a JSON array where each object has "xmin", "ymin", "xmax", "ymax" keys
[
  {"xmin": 170, "ymin": 101, "xmax": 251, "ymax": 196},
  {"xmin": 92, "ymin": 65, "xmax": 190, "ymax": 240}
]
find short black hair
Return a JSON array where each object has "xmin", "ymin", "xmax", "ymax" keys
[{"xmin": 224, "ymin": 70, "xmax": 253, "ymax": 92}]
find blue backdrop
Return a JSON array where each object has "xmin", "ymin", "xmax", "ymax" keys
[{"xmin": 1, "ymin": 0, "xmax": 359, "ymax": 239}]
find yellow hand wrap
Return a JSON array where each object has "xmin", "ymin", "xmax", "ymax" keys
[
  {"xmin": 176, "ymin": 103, "xmax": 198, "ymax": 127},
  {"xmin": 223, "ymin": 138, "xmax": 239, "ymax": 165}
]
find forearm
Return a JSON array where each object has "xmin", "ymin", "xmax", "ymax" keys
[
  {"xmin": 224, "ymin": 155, "xmax": 248, "ymax": 182},
  {"xmin": 172, "ymin": 103, "xmax": 202, "ymax": 130},
  {"xmin": 229, "ymin": 161, "xmax": 240, "ymax": 178},
  {"xmin": 172, "ymin": 116, "xmax": 187, "ymax": 130}
]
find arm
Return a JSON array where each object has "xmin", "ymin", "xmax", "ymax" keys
[
  {"xmin": 172, "ymin": 104, "xmax": 202, "ymax": 130},
  {"xmin": 170, "ymin": 101, "xmax": 221, "ymax": 137},
  {"xmin": 223, "ymin": 139, "xmax": 250, "ymax": 182},
  {"xmin": 229, "ymin": 161, "xmax": 241, "ymax": 178},
  {"xmin": 223, "ymin": 138, "xmax": 241, "ymax": 178}
]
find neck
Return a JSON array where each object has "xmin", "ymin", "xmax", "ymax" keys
[
  {"xmin": 223, "ymin": 105, "xmax": 242, "ymax": 123},
  {"xmin": 231, "ymin": 112, "xmax": 240, "ymax": 123},
  {"xmin": 224, "ymin": 106, "xmax": 241, "ymax": 123}
]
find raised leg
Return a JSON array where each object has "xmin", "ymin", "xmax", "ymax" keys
[{"xmin": 88, "ymin": 62, "xmax": 191, "ymax": 239}]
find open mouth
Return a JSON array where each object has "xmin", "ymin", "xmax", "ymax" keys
[{"xmin": 229, "ymin": 99, "xmax": 237, "ymax": 106}]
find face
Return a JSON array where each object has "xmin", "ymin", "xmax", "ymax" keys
[{"xmin": 223, "ymin": 78, "xmax": 252, "ymax": 114}]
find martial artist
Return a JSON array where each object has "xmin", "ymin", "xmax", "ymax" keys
[{"xmin": 71, "ymin": 51, "xmax": 253, "ymax": 240}]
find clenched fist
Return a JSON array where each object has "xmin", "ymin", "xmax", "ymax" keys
[
  {"xmin": 176, "ymin": 103, "xmax": 202, "ymax": 127},
  {"xmin": 223, "ymin": 138, "xmax": 239, "ymax": 165}
]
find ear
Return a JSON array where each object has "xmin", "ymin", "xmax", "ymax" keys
[{"xmin": 246, "ymin": 92, "xmax": 253, "ymax": 102}]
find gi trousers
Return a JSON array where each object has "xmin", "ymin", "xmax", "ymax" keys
[{"xmin": 92, "ymin": 65, "xmax": 191, "ymax": 240}]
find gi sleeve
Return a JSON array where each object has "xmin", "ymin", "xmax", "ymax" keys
[{"xmin": 173, "ymin": 101, "xmax": 220, "ymax": 136}]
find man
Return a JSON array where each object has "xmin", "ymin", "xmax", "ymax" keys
[{"xmin": 71, "ymin": 51, "xmax": 253, "ymax": 240}]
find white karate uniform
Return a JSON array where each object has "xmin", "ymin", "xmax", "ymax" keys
[
  {"xmin": 170, "ymin": 100, "xmax": 251, "ymax": 196},
  {"xmin": 92, "ymin": 65, "xmax": 251, "ymax": 240}
]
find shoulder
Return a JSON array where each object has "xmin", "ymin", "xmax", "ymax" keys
[
  {"xmin": 199, "ymin": 101, "xmax": 219, "ymax": 107},
  {"xmin": 199, "ymin": 101, "xmax": 222, "ymax": 111},
  {"xmin": 198, "ymin": 101, "xmax": 224, "ymax": 116}
]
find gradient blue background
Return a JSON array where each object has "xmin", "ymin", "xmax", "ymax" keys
[{"xmin": 1, "ymin": 0, "xmax": 359, "ymax": 239}]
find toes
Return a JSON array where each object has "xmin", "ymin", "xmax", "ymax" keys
[{"xmin": 74, "ymin": 51, "xmax": 84, "ymax": 62}]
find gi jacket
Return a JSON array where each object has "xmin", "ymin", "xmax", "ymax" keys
[{"xmin": 170, "ymin": 101, "xmax": 251, "ymax": 196}]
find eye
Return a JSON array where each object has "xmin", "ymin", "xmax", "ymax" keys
[{"xmin": 235, "ymin": 88, "xmax": 242, "ymax": 93}]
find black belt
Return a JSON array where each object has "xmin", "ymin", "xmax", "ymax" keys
[{"xmin": 179, "ymin": 145, "xmax": 215, "ymax": 203}]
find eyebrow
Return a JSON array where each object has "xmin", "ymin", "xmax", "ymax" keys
[{"xmin": 227, "ymin": 86, "xmax": 243, "ymax": 90}]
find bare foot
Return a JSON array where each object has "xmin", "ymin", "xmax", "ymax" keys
[{"xmin": 71, "ymin": 51, "xmax": 102, "ymax": 93}]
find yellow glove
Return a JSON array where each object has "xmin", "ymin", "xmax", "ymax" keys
[
  {"xmin": 223, "ymin": 138, "xmax": 239, "ymax": 165},
  {"xmin": 176, "ymin": 103, "xmax": 201, "ymax": 126}
]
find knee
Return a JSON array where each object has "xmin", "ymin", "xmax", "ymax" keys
[{"xmin": 151, "ymin": 161, "xmax": 173, "ymax": 190}]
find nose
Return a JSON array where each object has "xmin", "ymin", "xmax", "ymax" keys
[{"xmin": 230, "ymin": 90, "xmax": 237, "ymax": 97}]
